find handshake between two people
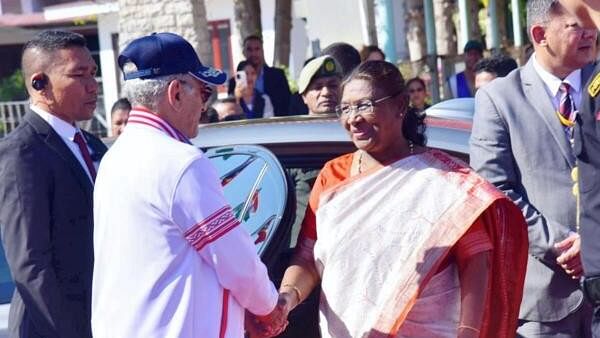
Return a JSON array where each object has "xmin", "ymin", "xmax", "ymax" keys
[{"xmin": 245, "ymin": 291, "xmax": 298, "ymax": 338}]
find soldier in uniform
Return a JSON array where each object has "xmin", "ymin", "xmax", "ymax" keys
[
  {"xmin": 560, "ymin": 0, "xmax": 600, "ymax": 335},
  {"xmin": 280, "ymin": 55, "xmax": 343, "ymax": 338}
]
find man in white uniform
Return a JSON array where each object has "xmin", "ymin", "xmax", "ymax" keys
[{"xmin": 92, "ymin": 32, "xmax": 279, "ymax": 338}]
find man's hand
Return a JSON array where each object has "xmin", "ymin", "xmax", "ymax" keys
[
  {"xmin": 245, "ymin": 294, "xmax": 291, "ymax": 338},
  {"xmin": 555, "ymin": 233, "xmax": 583, "ymax": 279}
]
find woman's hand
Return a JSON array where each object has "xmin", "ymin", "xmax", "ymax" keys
[
  {"xmin": 234, "ymin": 80, "xmax": 248, "ymax": 100},
  {"xmin": 245, "ymin": 293, "xmax": 291, "ymax": 338}
]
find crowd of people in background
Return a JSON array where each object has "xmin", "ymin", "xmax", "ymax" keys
[{"xmin": 107, "ymin": 20, "xmax": 523, "ymax": 129}]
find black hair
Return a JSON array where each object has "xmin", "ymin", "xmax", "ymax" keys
[
  {"xmin": 342, "ymin": 61, "xmax": 426, "ymax": 146},
  {"xmin": 111, "ymin": 98, "xmax": 132, "ymax": 114},
  {"xmin": 321, "ymin": 42, "xmax": 361, "ymax": 77},
  {"xmin": 406, "ymin": 77, "xmax": 426, "ymax": 90},
  {"xmin": 474, "ymin": 53, "xmax": 518, "ymax": 77},
  {"xmin": 236, "ymin": 60, "xmax": 255, "ymax": 72},
  {"xmin": 243, "ymin": 35, "xmax": 263, "ymax": 46},
  {"xmin": 359, "ymin": 45, "xmax": 386, "ymax": 61},
  {"xmin": 21, "ymin": 30, "xmax": 87, "ymax": 79},
  {"xmin": 23, "ymin": 30, "xmax": 87, "ymax": 55}
]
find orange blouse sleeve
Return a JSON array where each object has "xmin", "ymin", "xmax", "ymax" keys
[
  {"xmin": 454, "ymin": 214, "xmax": 493, "ymax": 265},
  {"xmin": 297, "ymin": 153, "xmax": 353, "ymax": 242}
]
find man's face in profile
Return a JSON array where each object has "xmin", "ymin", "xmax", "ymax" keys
[
  {"xmin": 46, "ymin": 47, "xmax": 98, "ymax": 123},
  {"xmin": 560, "ymin": 0, "xmax": 600, "ymax": 29}
]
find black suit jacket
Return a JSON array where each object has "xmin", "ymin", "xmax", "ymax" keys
[
  {"xmin": 263, "ymin": 65, "xmax": 291, "ymax": 116},
  {"xmin": 0, "ymin": 111, "xmax": 106, "ymax": 338},
  {"xmin": 228, "ymin": 64, "xmax": 291, "ymax": 116}
]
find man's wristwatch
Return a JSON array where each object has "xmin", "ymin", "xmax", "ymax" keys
[{"xmin": 582, "ymin": 275, "xmax": 600, "ymax": 305}]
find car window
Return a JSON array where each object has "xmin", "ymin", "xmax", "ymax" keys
[{"xmin": 204, "ymin": 145, "xmax": 290, "ymax": 256}]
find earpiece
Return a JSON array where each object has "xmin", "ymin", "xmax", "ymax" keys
[{"xmin": 32, "ymin": 75, "xmax": 47, "ymax": 91}]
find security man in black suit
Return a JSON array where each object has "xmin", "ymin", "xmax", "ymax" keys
[
  {"xmin": 560, "ymin": 1, "xmax": 600, "ymax": 335},
  {"xmin": 0, "ymin": 30, "xmax": 106, "ymax": 338},
  {"xmin": 229, "ymin": 35, "xmax": 291, "ymax": 116}
]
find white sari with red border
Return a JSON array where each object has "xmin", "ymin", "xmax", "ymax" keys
[{"xmin": 313, "ymin": 150, "xmax": 506, "ymax": 338}]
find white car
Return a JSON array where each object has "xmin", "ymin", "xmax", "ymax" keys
[{"xmin": 0, "ymin": 98, "xmax": 474, "ymax": 338}]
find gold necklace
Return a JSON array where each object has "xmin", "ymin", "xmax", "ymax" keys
[{"xmin": 358, "ymin": 141, "xmax": 415, "ymax": 174}]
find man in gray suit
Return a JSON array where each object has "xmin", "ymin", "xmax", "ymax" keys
[
  {"xmin": 0, "ymin": 30, "xmax": 106, "ymax": 337},
  {"xmin": 470, "ymin": 0, "xmax": 597, "ymax": 336}
]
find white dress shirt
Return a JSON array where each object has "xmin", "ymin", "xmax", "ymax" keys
[
  {"xmin": 30, "ymin": 105, "xmax": 95, "ymax": 183},
  {"xmin": 532, "ymin": 53, "xmax": 582, "ymax": 112}
]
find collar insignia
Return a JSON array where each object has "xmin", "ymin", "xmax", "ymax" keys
[{"xmin": 588, "ymin": 72, "xmax": 600, "ymax": 98}]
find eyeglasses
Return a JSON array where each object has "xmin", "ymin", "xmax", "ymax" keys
[
  {"xmin": 335, "ymin": 93, "xmax": 398, "ymax": 118},
  {"xmin": 200, "ymin": 85, "xmax": 213, "ymax": 103},
  {"xmin": 178, "ymin": 78, "xmax": 213, "ymax": 103}
]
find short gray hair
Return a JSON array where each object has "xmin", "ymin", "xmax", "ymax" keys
[
  {"xmin": 527, "ymin": 0, "xmax": 564, "ymax": 36},
  {"xmin": 121, "ymin": 74, "xmax": 190, "ymax": 112}
]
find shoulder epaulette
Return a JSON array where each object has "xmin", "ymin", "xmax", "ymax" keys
[{"xmin": 588, "ymin": 71, "xmax": 600, "ymax": 98}]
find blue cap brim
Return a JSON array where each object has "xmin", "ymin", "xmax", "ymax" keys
[{"xmin": 190, "ymin": 65, "xmax": 227, "ymax": 86}]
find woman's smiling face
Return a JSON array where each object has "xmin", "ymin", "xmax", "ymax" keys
[{"xmin": 340, "ymin": 79, "xmax": 406, "ymax": 156}]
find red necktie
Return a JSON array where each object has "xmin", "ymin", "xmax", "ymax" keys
[{"xmin": 74, "ymin": 132, "xmax": 97, "ymax": 182}]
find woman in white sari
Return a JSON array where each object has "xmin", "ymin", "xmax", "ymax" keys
[{"xmin": 252, "ymin": 61, "xmax": 528, "ymax": 338}]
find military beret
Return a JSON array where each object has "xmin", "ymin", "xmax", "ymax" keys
[{"xmin": 298, "ymin": 55, "xmax": 342, "ymax": 94}]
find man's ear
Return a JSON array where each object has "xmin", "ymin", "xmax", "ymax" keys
[
  {"xmin": 30, "ymin": 73, "xmax": 48, "ymax": 92},
  {"xmin": 531, "ymin": 25, "xmax": 547, "ymax": 46},
  {"xmin": 167, "ymin": 79, "xmax": 183, "ymax": 110}
]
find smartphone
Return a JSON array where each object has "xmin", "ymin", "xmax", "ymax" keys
[{"xmin": 236, "ymin": 70, "xmax": 247, "ymax": 87}]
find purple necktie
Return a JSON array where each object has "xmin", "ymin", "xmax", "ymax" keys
[{"xmin": 558, "ymin": 82, "xmax": 575, "ymax": 125}]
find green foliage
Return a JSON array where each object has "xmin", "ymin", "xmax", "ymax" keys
[{"xmin": 0, "ymin": 69, "xmax": 27, "ymax": 101}]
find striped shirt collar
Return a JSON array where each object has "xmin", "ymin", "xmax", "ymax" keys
[{"xmin": 127, "ymin": 107, "xmax": 191, "ymax": 144}]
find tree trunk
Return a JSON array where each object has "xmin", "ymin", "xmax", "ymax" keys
[
  {"xmin": 406, "ymin": 0, "xmax": 427, "ymax": 63},
  {"xmin": 469, "ymin": 0, "xmax": 482, "ymax": 43},
  {"xmin": 434, "ymin": 0, "xmax": 457, "ymax": 100},
  {"xmin": 360, "ymin": 0, "xmax": 378, "ymax": 46},
  {"xmin": 118, "ymin": 0, "xmax": 212, "ymax": 65},
  {"xmin": 434, "ymin": 0, "xmax": 456, "ymax": 56},
  {"xmin": 234, "ymin": 0, "xmax": 262, "ymax": 46},
  {"xmin": 273, "ymin": 0, "xmax": 292, "ymax": 67},
  {"xmin": 485, "ymin": 0, "xmax": 508, "ymax": 48}
]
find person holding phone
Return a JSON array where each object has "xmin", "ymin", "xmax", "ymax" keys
[{"xmin": 232, "ymin": 60, "xmax": 274, "ymax": 119}]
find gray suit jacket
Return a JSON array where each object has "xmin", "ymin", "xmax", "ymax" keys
[
  {"xmin": 0, "ymin": 111, "xmax": 106, "ymax": 338},
  {"xmin": 470, "ymin": 57, "xmax": 594, "ymax": 322}
]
